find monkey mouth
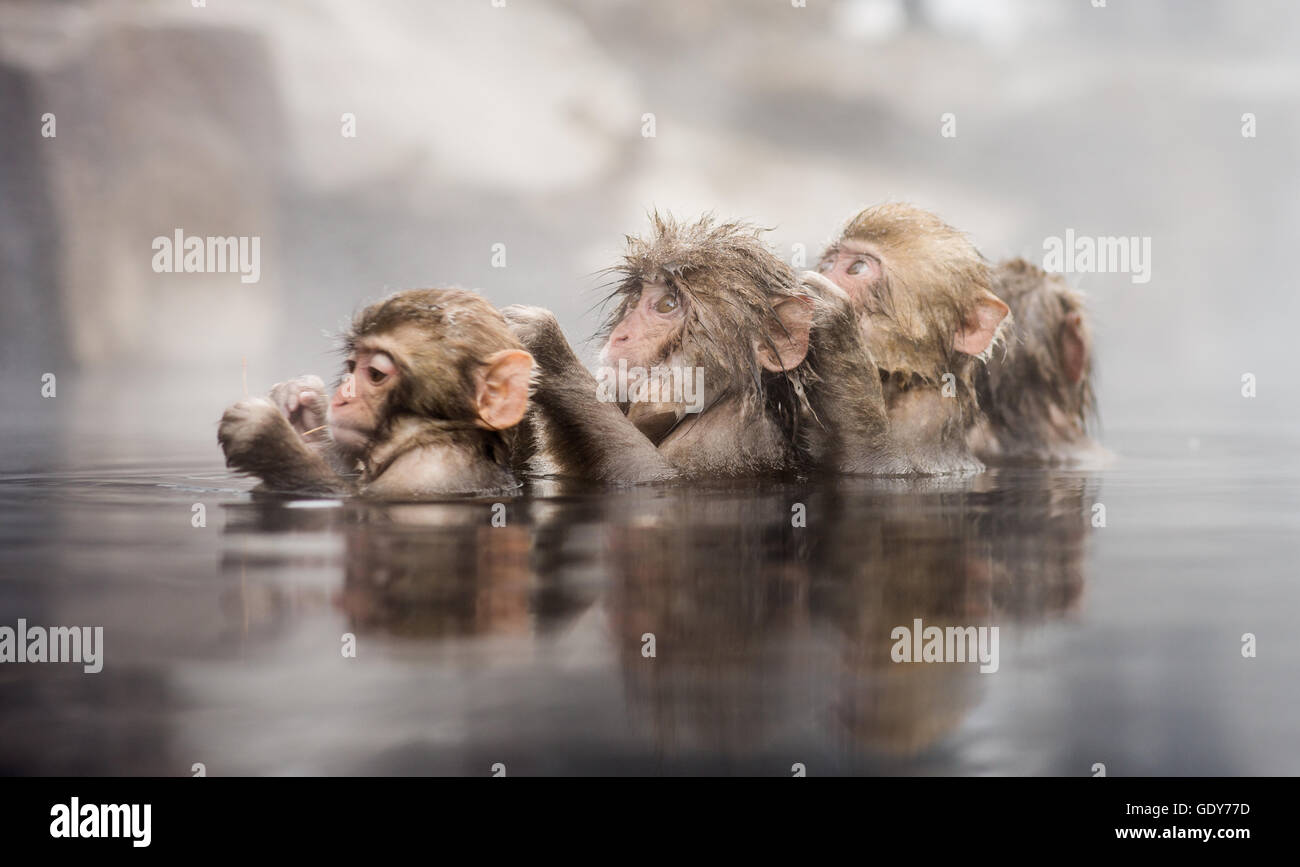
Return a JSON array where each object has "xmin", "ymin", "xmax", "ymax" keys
[{"xmin": 598, "ymin": 343, "xmax": 632, "ymax": 367}]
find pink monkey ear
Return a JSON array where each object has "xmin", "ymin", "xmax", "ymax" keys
[
  {"xmin": 1060, "ymin": 311, "xmax": 1089, "ymax": 385},
  {"xmin": 755, "ymin": 295, "xmax": 814, "ymax": 373},
  {"xmin": 953, "ymin": 290, "xmax": 1010, "ymax": 356},
  {"xmin": 474, "ymin": 349, "xmax": 534, "ymax": 430}
]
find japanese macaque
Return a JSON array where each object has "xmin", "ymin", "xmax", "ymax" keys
[
  {"xmin": 968, "ymin": 259, "xmax": 1103, "ymax": 463},
  {"xmin": 505, "ymin": 214, "xmax": 900, "ymax": 482},
  {"xmin": 817, "ymin": 203, "xmax": 1011, "ymax": 474},
  {"xmin": 218, "ymin": 288, "xmax": 534, "ymax": 498}
]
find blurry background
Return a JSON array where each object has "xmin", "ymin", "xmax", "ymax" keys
[
  {"xmin": 3, "ymin": 0, "xmax": 1299, "ymax": 777},
  {"xmin": 2, "ymin": 0, "xmax": 1297, "ymax": 465}
]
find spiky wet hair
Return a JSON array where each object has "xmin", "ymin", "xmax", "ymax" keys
[
  {"xmin": 601, "ymin": 212, "xmax": 813, "ymax": 441},
  {"xmin": 833, "ymin": 202, "xmax": 1000, "ymax": 385},
  {"xmin": 605, "ymin": 212, "xmax": 805, "ymax": 375},
  {"xmin": 344, "ymin": 287, "xmax": 525, "ymax": 424}
]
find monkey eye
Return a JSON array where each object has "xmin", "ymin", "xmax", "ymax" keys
[
  {"xmin": 364, "ymin": 351, "xmax": 396, "ymax": 385},
  {"xmin": 848, "ymin": 257, "xmax": 876, "ymax": 276},
  {"xmin": 816, "ymin": 258, "xmax": 834, "ymax": 273},
  {"xmin": 653, "ymin": 293, "xmax": 680, "ymax": 314}
]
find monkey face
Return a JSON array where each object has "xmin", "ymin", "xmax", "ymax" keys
[
  {"xmin": 820, "ymin": 226, "xmax": 1009, "ymax": 374},
  {"xmin": 600, "ymin": 279, "xmax": 687, "ymax": 368},
  {"xmin": 819, "ymin": 237, "xmax": 937, "ymax": 348},
  {"xmin": 329, "ymin": 321, "xmax": 534, "ymax": 462},
  {"xmin": 328, "ymin": 346, "xmax": 400, "ymax": 457},
  {"xmin": 816, "ymin": 240, "xmax": 883, "ymax": 310}
]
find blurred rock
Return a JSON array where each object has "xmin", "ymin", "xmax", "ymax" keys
[
  {"xmin": 0, "ymin": 58, "xmax": 63, "ymax": 374},
  {"xmin": 1, "ymin": 2, "xmax": 286, "ymax": 368},
  {"xmin": 0, "ymin": 0, "xmax": 643, "ymax": 373}
]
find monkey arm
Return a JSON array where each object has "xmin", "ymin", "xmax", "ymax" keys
[
  {"xmin": 501, "ymin": 305, "xmax": 677, "ymax": 483},
  {"xmin": 218, "ymin": 398, "xmax": 353, "ymax": 495},
  {"xmin": 532, "ymin": 363, "xmax": 679, "ymax": 483},
  {"xmin": 798, "ymin": 272, "xmax": 908, "ymax": 475}
]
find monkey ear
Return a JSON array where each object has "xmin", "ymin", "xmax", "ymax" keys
[
  {"xmin": 755, "ymin": 295, "xmax": 814, "ymax": 373},
  {"xmin": 1059, "ymin": 311, "xmax": 1089, "ymax": 385},
  {"xmin": 474, "ymin": 349, "xmax": 534, "ymax": 430},
  {"xmin": 953, "ymin": 290, "xmax": 1010, "ymax": 356}
]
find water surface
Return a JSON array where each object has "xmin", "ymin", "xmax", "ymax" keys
[{"xmin": 1, "ymin": 381, "xmax": 1296, "ymax": 775}]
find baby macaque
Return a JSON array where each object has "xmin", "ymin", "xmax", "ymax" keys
[
  {"xmin": 968, "ymin": 258, "xmax": 1102, "ymax": 463},
  {"xmin": 504, "ymin": 213, "xmax": 899, "ymax": 482},
  {"xmin": 218, "ymin": 288, "xmax": 534, "ymax": 497},
  {"xmin": 817, "ymin": 203, "xmax": 1011, "ymax": 474}
]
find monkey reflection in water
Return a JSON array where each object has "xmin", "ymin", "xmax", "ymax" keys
[
  {"xmin": 595, "ymin": 478, "xmax": 1089, "ymax": 760},
  {"xmin": 311, "ymin": 473, "xmax": 1092, "ymax": 763}
]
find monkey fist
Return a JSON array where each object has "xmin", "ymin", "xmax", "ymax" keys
[{"xmin": 218, "ymin": 398, "xmax": 297, "ymax": 470}]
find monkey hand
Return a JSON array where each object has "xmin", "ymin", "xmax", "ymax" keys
[
  {"xmin": 798, "ymin": 271, "xmax": 854, "ymax": 316},
  {"xmin": 218, "ymin": 398, "xmax": 298, "ymax": 472},
  {"xmin": 500, "ymin": 305, "xmax": 571, "ymax": 372},
  {"xmin": 218, "ymin": 398, "xmax": 349, "ymax": 494},
  {"xmin": 267, "ymin": 374, "xmax": 328, "ymax": 437}
]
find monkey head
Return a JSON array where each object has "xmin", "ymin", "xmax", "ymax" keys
[
  {"xmin": 328, "ymin": 288, "xmax": 534, "ymax": 459},
  {"xmin": 972, "ymin": 258, "xmax": 1097, "ymax": 459},
  {"xmin": 818, "ymin": 203, "xmax": 1010, "ymax": 378},
  {"xmin": 599, "ymin": 213, "xmax": 814, "ymax": 442},
  {"xmin": 984, "ymin": 258, "xmax": 1090, "ymax": 395}
]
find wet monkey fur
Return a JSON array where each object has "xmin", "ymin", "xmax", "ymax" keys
[
  {"xmin": 968, "ymin": 258, "xmax": 1103, "ymax": 464},
  {"xmin": 218, "ymin": 288, "xmax": 534, "ymax": 498},
  {"xmin": 505, "ymin": 213, "xmax": 902, "ymax": 482},
  {"xmin": 218, "ymin": 212, "xmax": 1102, "ymax": 494}
]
